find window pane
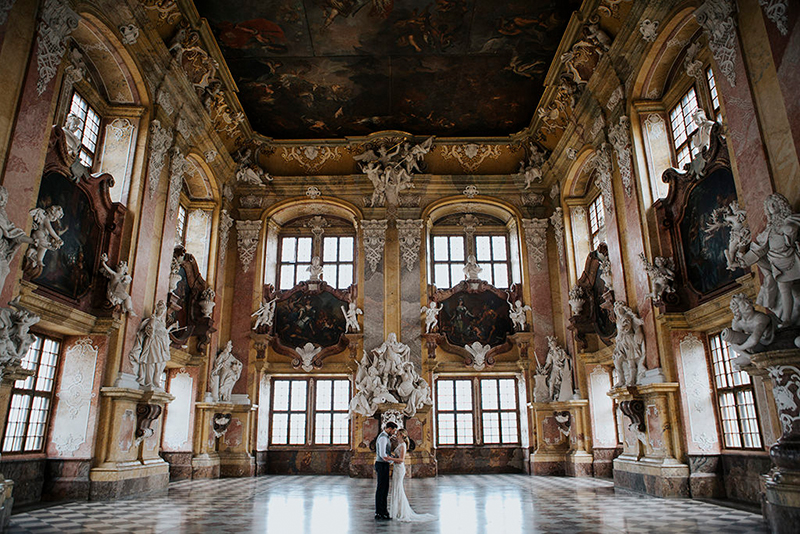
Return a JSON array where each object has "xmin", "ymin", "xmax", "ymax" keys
[
  {"xmin": 492, "ymin": 236, "xmax": 507, "ymax": 260},
  {"xmin": 499, "ymin": 379, "xmax": 517, "ymax": 409},
  {"xmin": 296, "ymin": 264, "xmax": 309, "ymax": 283},
  {"xmin": 493, "ymin": 265, "xmax": 508, "ymax": 288},
  {"xmin": 438, "ymin": 413, "xmax": 455, "ymax": 445},
  {"xmin": 3, "ymin": 395, "xmax": 31, "ymax": 452},
  {"xmin": 290, "ymin": 381, "xmax": 307, "ymax": 410},
  {"xmin": 322, "ymin": 264, "xmax": 337, "ymax": 285},
  {"xmin": 476, "ymin": 236, "xmax": 491, "ymax": 261},
  {"xmin": 434, "ymin": 264, "xmax": 450, "ymax": 288},
  {"xmin": 272, "ymin": 413, "xmax": 288, "ymax": 444},
  {"xmin": 323, "ymin": 237, "xmax": 338, "ymax": 262},
  {"xmin": 273, "ymin": 381, "xmax": 290, "ymax": 411},
  {"xmin": 483, "ymin": 412, "xmax": 500, "ymax": 444},
  {"xmin": 449, "ymin": 236, "xmax": 465, "ymax": 261},
  {"xmin": 315, "ymin": 413, "xmax": 331, "ymax": 444},
  {"xmin": 478, "ymin": 263, "xmax": 491, "ymax": 282},
  {"xmin": 338, "ymin": 264, "xmax": 353, "ymax": 289},
  {"xmin": 437, "ymin": 380, "xmax": 454, "ymax": 411},
  {"xmin": 481, "ymin": 380, "xmax": 498, "ymax": 410},
  {"xmin": 24, "ymin": 396, "xmax": 50, "ymax": 451},
  {"xmin": 333, "ymin": 380, "xmax": 350, "ymax": 410},
  {"xmin": 433, "ymin": 236, "xmax": 449, "ymax": 261},
  {"xmin": 339, "ymin": 237, "xmax": 354, "ymax": 262},
  {"xmin": 316, "ymin": 380, "xmax": 332, "ymax": 410},
  {"xmin": 501, "ymin": 412, "xmax": 518, "ymax": 443},
  {"xmin": 450, "ymin": 264, "xmax": 463, "ymax": 285},
  {"xmin": 297, "ymin": 237, "xmax": 312, "ymax": 262},
  {"xmin": 456, "ymin": 414, "xmax": 473, "ymax": 444},
  {"xmin": 332, "ymin": 413, "xmax": 349, "ymax": 444},
  {"xmin": 289, "ymin": 413, "xmax": 306, "ymax": 444},
  {"xmin": 280, "ymin": 265, "xmax": 295, "ymax": 290},
  {"xmin": 281, "ymin": 237, "xmax": 297, "ymax": 262},
  {"xmin": 455, "ymin": 381, "xmax": 472, "ymax": 410}
]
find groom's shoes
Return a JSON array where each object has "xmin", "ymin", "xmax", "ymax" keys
[{"xmin": 375, "ymin": 514, "xmax": 391, "ymax": 520}]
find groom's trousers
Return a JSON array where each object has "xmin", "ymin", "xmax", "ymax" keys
[{"xmin": 375, "ymin": 461, "xmax": 390, "ymax": 516}]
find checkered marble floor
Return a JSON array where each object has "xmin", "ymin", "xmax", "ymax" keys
[{"xmin": 8, "ymin": 474, "xmax": 767, "ymax": 533}]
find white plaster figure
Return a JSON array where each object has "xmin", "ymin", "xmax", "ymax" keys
[
  {"xmin": 199, "ymin": 288, "xmax": 215, "ymax": 318},
  {"xmin": 0, "ymin": 187, "xmax": 33, "ymax": 292},
  {"xmin": 169, "ymin": 255, "xmax": 182, "ymax": 295},
  {"xmin": 252, "ymin": 297, "xmax": 277, "ymax": 331},
  {"xmin": 234, "ymin": 147, "xmax": 271, "ymax": 185},
  {"xmin": 420, "ymin": 301, "xmax": 440, "ymax": 333},
  {"xmin": 210, "ymin": 340, "xmax": 243, "ymax": 402},
  {"xmin": 541, "ymin": 336, "xmax": 573, "ymax": 402},
  {"xmin": 612, "ymin": 302, "xmax": 646, "ymax": 388},
  {"xmin": 568, "ymin": 286, "xmax": 585, "ymax": 316},
  {"xmin": 99, "ymin": 253, "xmax": 136, "ymax": 316},
  {"xmin": 63, "ymin": 113, "xmax": 83, "ymax": 157},
  {"xmin": 639, "ymin": 253, "xmax": 676, "ymax": 302},
  {"xmin": 508, "ymin": 299, "xmax": 532, "ymax": 331},
  {"xmin": 307, "ymin": 256, "xmax": 323, "ymax": 281},
  {"xmin": 532, "ymin": 362, "xmax": 550, "ymax": 403},
  {"xmin": 464, "ymin": 254, "xmax": 483, "ymax": 280},
  {"xmin": 721, "ymin": 293, "xmax": 776, "ymax": 356},
  {"xmin": 464, "ymin": 341, "xmax": 491, "ymax": 371},
  {"xmin": 26, "ymin": 205, "xmax": 65, "ymax": 270},
  {"xmin": 296, "ymin": 342, "xmax": 322, "ymax": 372},
  {"xmin": 341, "ymin": 300, "xmax": 363, "ymax": 333},
  {"xmin": 128, "ymin": 300, "xmax": 178, "ymax": 390},
  {"xmin": 356, "ymin": 137, "xmax": 432, "ymax": 207},
  {"xmin": 706, "ymin": 200, "xmax": 751, "ymax": 271},
  {"xmin": 0, "ymin": 297, "xmax": 40, "ymax": 376}
]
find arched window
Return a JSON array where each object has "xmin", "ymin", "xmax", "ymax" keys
[
  {"xmin": 176, "ymin": 157, "xmax": 217, "ymax": 280},
  {"xmin": 564, "ymin": 151, "xmax": 609, "ymax": 281}
]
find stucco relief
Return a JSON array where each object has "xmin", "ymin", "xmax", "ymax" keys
[
  {"xmin": 50, "ymin": 338, "xmax": 98, "ymax": 457},
  {"xmin": 163, "ymin": 369, "xmax": 193, "ymax": 451},
  {"xmin": 679, "ymin": 334, "xmax": 719, "ymax": 453}
]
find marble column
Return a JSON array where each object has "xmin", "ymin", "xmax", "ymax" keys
[
  {"xmin": 362, "ymin": 220, "xmax": 387, "ymax": 351},
  {"xmin": 397, "ymin": 219, "xmax": 423, "ymax": 369}
]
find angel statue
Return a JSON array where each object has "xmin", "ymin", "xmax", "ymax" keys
[
  {"xmin": 705, "ymin": 200, "xmax": 750, "ymax": 271},
  {"xmin": 341, "ymin": 300, "xmax": 363, "ymax": 333},
  {"xmin": 612, "ymin": 302, "xmax": 646, "ymax": 388},
  {"xmin": 25, "ymin": 205, "xmax": 65, "ymax": 271},
  {"xmin": 128, "ymin": 300, "xmax": 179, "ymax": 390},
  {"xmin": 99, "ymin": 253, "xmax": 136, "ymax": 316},
  {"xmin": 420, "ymin": 301, "xmax": 440, "ymax": 333},
  {"xmin": 508, "ymin": 298, "xmax": 532, "ymax": 331},
  {"xmin": 639, "ymin": 253, "xmax": 676, "ymax": 303},
  {"xmin": 0, "ymin": 186, "xmax": 33, "ymax": 291},
  {"xmin": 252, "ymin": 297, "xmax": 277, "ymax": 332}
]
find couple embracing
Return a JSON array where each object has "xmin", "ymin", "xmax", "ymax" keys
[{"xmin": 374, "ymin": 422, "xmax": 434, "ymax": 522}]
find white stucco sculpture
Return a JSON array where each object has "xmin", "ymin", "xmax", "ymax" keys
[
  {"xmin": 341, "ymin": 300, "xmax": 362, "ymax": 333},
  {"xmin": 420, "ymin": 301, "xmax": 440, "ymax": 333},
  {"xmin": 210, "ymin": 340, "xmax": 243, "ymax": 402},
  {"xmin": 464, "ymin": 254, "xmax": 483, "ymax": 280},
  {"xmin": 63, "ymin": 113, "xmax": 83, "ymax": 157},
  {"xmin": 348, "ymin": 334, "xmax": 431, "ymax": 418},
  {"xmin": 568, "ymin": 286, "xmax": 585, "ymax": 316},
  {"xmin": 296, "ymin": 342, "xmax": 322, "ymax": 372},
  {"xmin": 99, "ymin": 253, "xmax": 136, "ymax": 316},
  {"xmin": 0, "ymin": 297, "xmax": 40, "ymax": 378},
  {"xmin": 706, "ymin": 200, "xmax": 750, "ymax": 271},
  {"xmin": 307, "ymin": 256, "xmax": 323, "ymax": 281},
  {"xmin": 25, "ymin": 205, "xmax": 65, "ymax": 270},
  {"xmin": 639, "ymin": 253, "xmax": 676, "ymax": 303},
  {"xmin": 128, "ymin": 300, "xmax": 178, "ymax": 390},
  {"xmin": 252, "ymin": 297, "xmax": 277, "ymax": 331},
  {"xmin": 168, "ymin": 255, "xmax": 182, "ymax": 295},
  {"xmin": 721, "ymin": 293, "xmax": 776, "ymax": 357},
  {"xmin": 690, "ymin": 109, "xmax": 715, "ymax": 170},
  {"xmin": 464, "ymin": 341, "xmax": 491, "ymax": 371},
  {"xmin": 234, "ymin": 147, "xmax": 271, "ymax": 185},
  {"xmin": 508, "ymin": 299, "xmax": 532, "ymax": 331},
  {"xmin": 355, "ymin": 137, "xmax": 433, "ymax": 207},
  {"xmin": 541, "ymin": 336, "xmax": 573, "ymax": 402},
  {"xmin": 199, "ymin": 288, "xmax": 215, "ymax": 318},
  {"xmin": 612, "ymin": 301, "xmax": 646, "ymax": 388},
  {"xmin": 0, "ymin": 187, "xmax": 33, "ymax": 292}
]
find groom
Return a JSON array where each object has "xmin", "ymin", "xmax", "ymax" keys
[{"xmin": 375, "ymin": 421, "xmax": 397, "ymax": 520}]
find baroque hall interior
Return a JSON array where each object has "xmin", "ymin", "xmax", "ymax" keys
[{"xmin": 0, "ymin": 0, "xmax": 796, "ymax": 532}]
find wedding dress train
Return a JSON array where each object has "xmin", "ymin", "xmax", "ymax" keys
[{"xmin": 388, "ymin": 444, "xmax": 435, "ymax": 522}]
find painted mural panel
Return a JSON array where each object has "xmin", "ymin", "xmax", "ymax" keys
[
  {"xmin": 274, "ymin": 290, "xmax": 348, "ymax": 348},
  {"xmin": 437, "ymin": 290, "xmax": 513, "ymax": 348}
]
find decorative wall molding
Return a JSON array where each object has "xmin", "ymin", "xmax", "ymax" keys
[
  {"xmin": 362, "ymin": 219, "xmax": 387, "ymax": 274},
  {"xmin": 607, "ymin": 85, "xmax": 624, "ymax": 110},
  {"xmin": 147, "ymin": 120, "xmax": 173, "ymax": 198},
  {"xmin": 236, "ymin": 220, "xmax": 262, "ymax": 273},
  {"xmin": 571, "ymin": 205, "xmax": 587, "ymax": 224},
  {"xmin": 204, "ymin": 150, "xmax": 217, "ymax": 163},
  {"xmin": 281, "ymin": 146, "xmax": 341, "ymax": 172},
  {"xmin": 157, "ymin": 85, "xmax": 175, "ymax": 115},
  {"xmin": 522, "ymin": 218, "xmax": 549, "ymax": 272},
  {"xmin": 644, "ymin": 114, "xmax": 667, "ymax": 141},
  {"xmin": 759, "ymin": 1, "xmax": 788, "ymax": 35},
  {"xmin": 695, "ymin": 0, "xmax": 738, "ymax": 87},
  {"xmin": 168, "ymin": 147, "xmax": 188, "ymax": 217},
  {"xmin": 119, "ymin": 23, "xmax": 139, "ymax": 45},
  {"xmin": 108, "ymin": 118, "xmax": 134, "ymax": 143},
  {"xmin": 609, "ymin": 116, "xmax": 633, "ymax": 198},
  {"xmin": 463, "ymin": 185, "xmax": 479, "ymax": 198},
  {"xmin": 550, "ymin": 208, "xmax": 565, "ymax": 265},
  {"xmin": 594, "ymin": 144, "xmax": 615, "ymax": 214},
  {"xmin": 36, "ymin": 0, "xmax": 79, "ymax": 95},
  {"xmin": 767, "ymin": 365, "xmax": 800, "ymax": 436},
  {"xmin": 218, "ymin": 209, "xmax": 233, "ymax": 266},
  {"xmin": 639, "ymin": 19, "xmax": 659, "ymax": 42},
  {"xmin": 396, "ymin": 219, "xmax": 423, "ymax": 273},
  {"xmin": 439, "ymin": 144, "xmax": 502, "ymax": 172},
  {"xmin": 306, "ymin": 186, "xmax": 321, "ymax": 199},
  {"xmin": 679, "ymin": 333, "xmax": 720, "ymax": 453},
  {"xmin": 51, "ymin": 338, "xmax": 98, "ymax": 457}
]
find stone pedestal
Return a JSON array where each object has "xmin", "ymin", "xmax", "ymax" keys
[
  {"xmin": 739, "ymin": 347, "xmax": 800, "ymax": 534},
  {"xmin": 89, "ymin": 387, "xmax": 174, "ymax": 500},
  {"xmin": 529, "ymin": 400, "xmax": 592, "ymax": 476},
  {"xmin": 193, "ymin": 402, "xmax": 255, "ymax": 479},
  {"xmin": 609, "ymin": 384, "xmax": 689, "ymax": 497}
]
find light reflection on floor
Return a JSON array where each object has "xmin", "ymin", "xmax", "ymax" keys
[{"xmin": 8, "ymin": 474, "xmax": 767, "ymax": 534}]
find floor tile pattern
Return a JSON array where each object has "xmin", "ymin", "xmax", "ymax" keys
[{"xmin": 8, "ymin": 474, "xmax": 768, "ymax": 533}]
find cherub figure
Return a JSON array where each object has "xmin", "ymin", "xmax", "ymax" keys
[
  {"xmin": 99, "ymin": 253, "xmax": 136, "ymax": 316},
  {"xmin": 0, "ymin": 187, "xmax": 33, "ymax": 291},
  {"xmin": 706, "ymin": 201, "xmax": 750, "ymax": 271},
  {"xmin": 341, "ymin": 300, "xmax": 363, "ymax": 333},
  {"xmin": 252, "ymin": 297, "xmax": 277, "ymax": 332},
  {"xmin": 420, "ymin": 301, "xmax": 440, "ymax": 333},
  {"xmin": 721, "ymin": 293, "xmax": 776, "ymax": 356},
  {"xmin": 26, "ymin": 205, "xmax": 65, "ymax": 270},
  {"xmin": 508, "ymin": 298, "xmax": 532, "ymax": 331},
  {"xmin": 639, "ymin": 253, "xmax": 676, "ymax": 303}
]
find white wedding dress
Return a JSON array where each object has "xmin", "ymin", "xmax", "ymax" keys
[{"xmin": 389, "ymin": 443, "xmax": 435, "ymax": 522}]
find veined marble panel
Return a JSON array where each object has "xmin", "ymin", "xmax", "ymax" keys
[{"xmin": 679, "ymin": 334, "xmax": 720, "ymax": 454}]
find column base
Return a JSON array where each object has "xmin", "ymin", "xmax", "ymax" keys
[
  {"xmin": 592, "ymin": 447, "xmax": 618, "ymax": 478},
  {"xmin": 566, "ymin": 451, "xmax": 594, "ymax": 477},
  {"xmin": 349, "ymin": 451, "xmax": 377, "ymax": 478},
  {"xmin": 220, "ymin": 451, "xmax": 255, "ymax": 478},
  {"xmin": 42, "ymin": 459, "xmax": 91, "ymax": 501},
  {"xmin": 191, "ymin": 453, "xmax": 220, "ymax": 479},
  {"xmin": 764, "ymin": 470, "xmax": 800, "ymax": 534},
  {"xmin": 688, "ymin": 455, "xmax": 724, "ymax": 498},
  {"xmin": 161, "ymin": 452, "xmax": 192, "ymax": 481},
  {"xmin": 613, "ymin": 457, "xmax": 689, "ymax": 497},
  {"xmin": 88, "ymin": 461, "xmax": 170, "ymax": 501},
  {"xmin": 529, "ymin": 451, "xmax": 567, "ymax": 476}
]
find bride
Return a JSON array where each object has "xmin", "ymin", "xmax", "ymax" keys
[{"xmin": 389, "ymin": 429, "xmax": 435, "ymax": 522}]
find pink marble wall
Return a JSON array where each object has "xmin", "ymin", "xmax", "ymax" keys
[
  {"xmin": 223, "ymin": 417, "xmax": 244, "ymax": 448},
  {"xmin": 228, "ymin": 247, "xmax": 258, "ymax": 396},
  {"xmin": 528, "ymin": 239, "xmax": 555, "ymax": 361}
]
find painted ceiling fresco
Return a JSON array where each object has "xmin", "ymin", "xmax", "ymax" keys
[{"xmin": 193, "ymin": 0, "xmax": 581, "ymax": 139}]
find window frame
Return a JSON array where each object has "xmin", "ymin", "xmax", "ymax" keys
[
  {"xmin": 68, "ymin": 90, "xmax": 103, "ymax": 169},
  {"xmin": 435, "ymin": 376, "xmax": 521, "ymax": 447},
  {"xmin": 429, "ymin": 231, "xmax": 513, "ymax": 290},
  {"xmin": 276, "ymin": 229, "xmax": 357, "ymax": 291},
  {"xmin": 587, "ymin": 193, "xmax": 606, "ymax": 251},
  {"xmin": 707, "ymin": 332, "xmax": 763, "ymax": 451},
  {"xmin": 268, "ymin": 377, "xmax": 352, "ymax": 448},
  {"xmin": 1, "ymin": 333, "xmax": 62, "ymax": 454}
]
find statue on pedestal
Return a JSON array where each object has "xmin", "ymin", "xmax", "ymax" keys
[
  {"xmin": 612, "ymin": 302, "xmax": 646, "ymax": 388},
  {"xmin": 542, "ymin": 336, "xmax": 573, "ymax": 402},
  {"xmin": 128, "ymin": 300, "xmax": 178, "ymax": 390},
  {"xmin": 721, "ymin": 293, "xmax": 776, "ymax": 357},
  {"xmin": 210, "ymin": 340, "xmax": 243, "ymax": 402},
  {"xmin": 341, "ymin": 300, "xmax": 363, "ymax": 333}
]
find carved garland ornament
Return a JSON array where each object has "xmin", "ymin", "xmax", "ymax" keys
[
  {"xmin": 608, "ymin": 116, "xmax": 633, "ymax": 198},
  {"xmin": 362, "ymin": 220, "xmax": 387, "ymax": 274},
  {"xmin": 594, "ymin": 144, "xmax": 615, "ymax": 214},
  {"xmin": 168, "ymin": 147, "xmax": 188, "ymax": 217},
  {"xmin": 147, "ymin": 121, "xmax": 173, "ymax": 198},
  {"xmin": 281, "ymin": 146, "xmax": 341, "ymax": 172},
  {"xmin": 550, "ymin": 208, "xmax": 565, "ymax": 265},
  {"xmin": 218, "ymin": 209, "xmax": 234, "ymax": 265},
  {"xmin": 396, "ymin": 219, "xmax": 423, "ymax": 273},
  {"xmin": 767, "ymin": 365, "xmax": 800, "ymax": 437},
  {"xmin": 36, "ymin": 0, "xmax": 79, "ymax": 95},
  {"xmin": 695, "ymin": 0, "xmax": 738, "ymax": 87},
  {"xmin": 759, "ymin": 1, "xmax": 788, "ymax": 35},
  {"xmin": 522, "ymin": 218, "xmax": 549, "ymax": 272},
  {"xmin": 236, "ymin": 220, "xmax": 262, "ymax": 273},
  {"xmin": 439, "ymin": 144, "xmax": 502, "ymax": 172}
]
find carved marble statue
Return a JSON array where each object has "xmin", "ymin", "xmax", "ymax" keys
[
  {"xmin": 128, "ymin": 300, "xmax": 178, "ymax": 390},
  {"xmin": 99, "ymin": 253, "xmax": 136, "ymax": 316},
  {"xmin": 598, "ymin": 251, "xmax": 613, "ymax": 290},
  {"xmin": 210, "ymin": 340, "xmax": 243, "ymax": 402},
  {"xmin": 0, "ymin": 297, "xmax": 40, "ymax": 377},
  {"xmin": 234, "ymin": 147, "xmax": 271, "ymax": 185},
  {"xmin": 341, "ymin": 300, "xmax": 362, "ymax": 333},
  {"xmin": 25, "ymin": 205, "xmax": 65, "ymax": 270},
  {"xmin": 355, "ymin": 137, "xmax": 433, "ymax": 207},
  {"xmin": 420, "ymin": 301, "xmax": 440, "ymax": 333},
  {"xmin": 464, "ymin": 255, "xmax": 483, "ymax": 280},
  {"xmin": 168, "ymin": 255, "xmax": 182, "ymax": 295},
  {"xmin": 568, "ymin": 286, "xmax": 586, "ymax": 316},
  {"xmin": 464, "ymin": 341, "xmax": 491, "ymax": 371},
  {"xmin": 508, "ymin": 299, "xmax": 532, "ymax": 331},
  {"xmin": 63, "ymin": 113, "xmax": 83, "ymax": 157},
  {"xmin": 706, "ymin": 200, "xmax": 750, "ymax": 271},
  {"xmin": 739, "ymin": 193, "xmax": 800, "ymax": 327},
  {"xmin": 348, "ymin": 334, "xmax": 431, "ymax": 418},
  {"xmin": 198, "ymin": 288, "xmax": 215, "ymax": 318},
  {"xmin": 296, "ymin": 342, "xmax": 321, "ymax": 372},
  {"xmin": 252, "ymin": 297, "xmax": 277, "ymax": 331},
  {"xmin": 541, "ymin": 336, "xmax": 573, "ymax": 402},
  {"xmin": 691, "ymin": 109, "xmax": 715, "ymax": 156},
  {"xmin": 0, "ymin": 187, "xmax": 33, "ymax": 292},
  {"xmin": 721, "ymin": 293, "xmax": 776, "ymax": 356},
  {"xmin": 639, "ymin": 253, "xmax": 676, "ymax": 302},
  {"xmin": 533, "ymin": 363, "xmax": 550, "ymax": 403},
  {"xmin": 612, "ymin": 302, "xmax": 646, "ymax": 388},
  {"xmin": 307, "ymin": 256, "xmax": 323, "ymax": 281}
]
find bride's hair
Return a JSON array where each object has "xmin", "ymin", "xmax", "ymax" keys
[{"xmin": 397, "ymin": 428, "xmax": 409, "ymax": 447}]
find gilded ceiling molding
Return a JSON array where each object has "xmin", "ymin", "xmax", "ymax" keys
[
  {"xmin": 597, "ymin": 0, "xmax": 632, "ymax": 18},
  {"xmin": 236, "ymin": 220, "xmax": 262, "ymax": 273},
  {"xmin": 218, "ymin": 209, "xmax": 233, "ymax": 265},
  {"xmin": 694, "ymin": 0, "xmax": 738, "ymax": 87},
  {"xmin": 281, "ymin": 146, "xmax": 341, "ymax": 173},
  {"xmin": 36, "ymin": 0, "xmax": 79, "ymax": 95},
  {"xmin": 362, "ymin": 220, "xmax": 388, "ymax": 274},
  {"xmin": 396, "ymin": 219, "xmax": 423, "ymax": 273},
  {"xmin": 550, "ymin": 208, "xmax": 566, "ymax": 266},
  {"xmin": 521, "ymin": 219, "xmax": 549, "ymax": 272},
  {"xmin": 759, "ymin": 1, "xmax": 788, "ymax": 35},
  {"xmin": 608, "ymin": 116, "xmax": 633, "ymax": 198},
  {"xmin": 306, "ymin": 186, "xmax": 321, "ymax": 199},
  {"xmin": 147, "ymin": 121, "xmax": 174, "ymax": 199},
  {"xmin": 463, "ymin": 185, "xmax": 479, "ymax": 199},
  {"xmin": 439, "ymin": 144, "xmax": 502, "ymax": 172}
]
